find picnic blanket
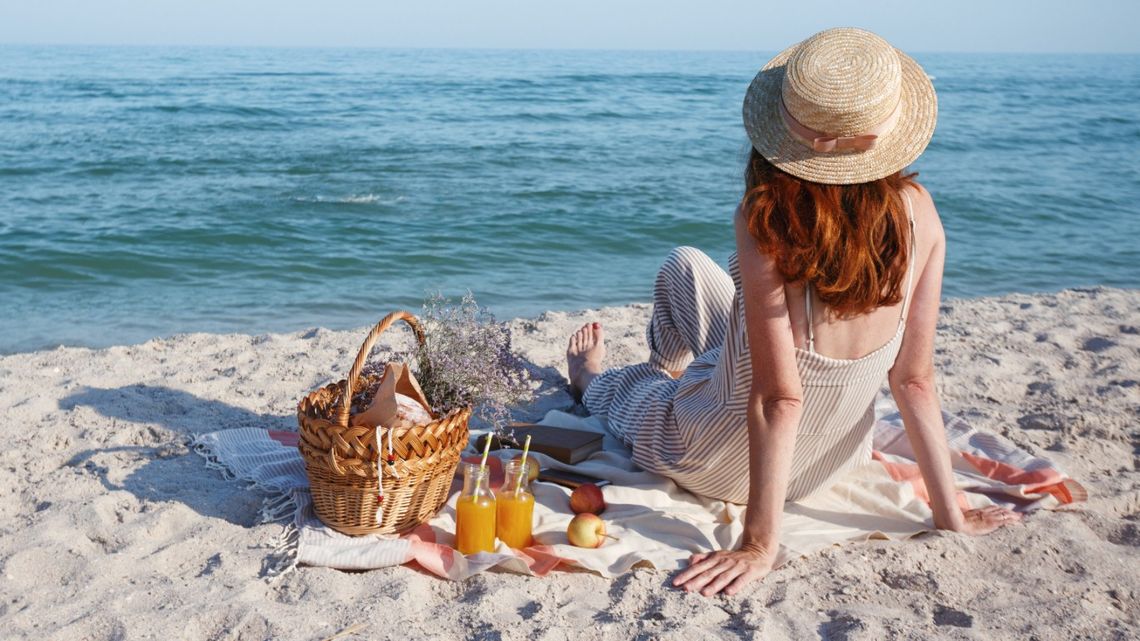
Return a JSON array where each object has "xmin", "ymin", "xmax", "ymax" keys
[{"xmin": 192, "ymin": 395, "xmax": 1085, "ymax": 580}]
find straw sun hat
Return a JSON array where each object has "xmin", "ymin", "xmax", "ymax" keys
[{"xmin": 743, "ymin": 27, "xmax": 937, "ymax": 185}]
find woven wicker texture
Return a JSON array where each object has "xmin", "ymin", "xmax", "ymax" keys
[
  {"xmin": 297, "ymin": 310, "xmax": 471, "ymax": 536},
  {"xmin": 743, "ymin": 27, "xmax": 937, "ymax": 185}
]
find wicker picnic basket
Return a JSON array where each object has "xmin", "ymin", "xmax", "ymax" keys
[{"xmin": 296, "ymin": 310, "xmax": 471, "ymax": 536}]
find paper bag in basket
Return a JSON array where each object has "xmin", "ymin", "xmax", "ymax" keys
[{"xmin": 351, "ymin": 362, "xmax": 434, "ymax": 429}]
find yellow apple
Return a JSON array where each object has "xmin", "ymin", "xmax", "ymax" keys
[{"xmin": 567, "ymin": 513, "xmax": 607, "ymax": 548}]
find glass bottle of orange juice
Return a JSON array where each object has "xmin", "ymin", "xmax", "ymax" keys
[
  {"xmin": 496, "ymin": 460, "xmax": 535, "ymax": 549},
  {"xmin": 455, "ymin": 462, "xmax": 496, "ymax": 554}
]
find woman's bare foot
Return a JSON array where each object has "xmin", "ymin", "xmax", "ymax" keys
[{"xmin": 567, "ymin": 322, "xmax": 606, "ymax": 401}]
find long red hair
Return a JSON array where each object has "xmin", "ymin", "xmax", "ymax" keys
[{"xmin": 741, "ymin": 149, "xmax": 918, "ymax": 318}]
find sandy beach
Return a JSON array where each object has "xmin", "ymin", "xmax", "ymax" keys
[{"xmin": 1, "ymin": 287, "xmax": 1137, "ymax": 640}]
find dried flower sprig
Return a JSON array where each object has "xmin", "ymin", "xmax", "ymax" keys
[{"xmin": 412, "ymin": 291, "xmax": 532, "ymax": 432}]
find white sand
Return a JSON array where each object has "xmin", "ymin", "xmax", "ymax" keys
[{"xmin": 1, "ymin": 288, "xmax": 1137, "ymax": 640}]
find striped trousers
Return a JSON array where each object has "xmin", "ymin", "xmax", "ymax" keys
[{"xmin": 584, "ymin": 246, "xmax": 734, "ymax": 440}]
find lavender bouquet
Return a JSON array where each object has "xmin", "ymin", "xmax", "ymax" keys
[{"xmin": 411, "ymin": 292, "xmax": 532, "ymax": 431}]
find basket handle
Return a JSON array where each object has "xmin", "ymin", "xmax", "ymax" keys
[{"xmin": 335, "ymin": 310, "xmax": 426, "ymax": 428}]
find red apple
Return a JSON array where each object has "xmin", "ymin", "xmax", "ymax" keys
[
  {"xmin": 567, "ymin": 513, "xmax": 608, "ymax": 548},
  {"xmin": 569, "ymin": 482, "xmax": 606, "ymax": 514},
  {"xmin": 512, "ymin": 456, "xmax": 540, "ymax": 483}
]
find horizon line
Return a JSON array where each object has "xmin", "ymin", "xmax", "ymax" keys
[{"xmin": 2, "ymin": 40, "xmax": 1138, "ymax": 56}]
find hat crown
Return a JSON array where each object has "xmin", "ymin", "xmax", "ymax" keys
[{"xmin": 781, "ymin": 28, "xmax": 902, "ymax": 137}]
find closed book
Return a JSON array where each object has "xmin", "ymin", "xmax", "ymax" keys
[{"xmin": 500, "ymin": 423, "xmax": 603, "ymax": 465}]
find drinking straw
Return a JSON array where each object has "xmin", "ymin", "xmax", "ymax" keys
[
  {"xmin": 478, "ymin": 432, "xmax": 493, "ymax": 476},
  {"xmin": 513, "ymin": 434, "xmax": 533, "ymax": 495}
]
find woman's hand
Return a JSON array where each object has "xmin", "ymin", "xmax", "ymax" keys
[
  {"xmin": 671, "ymin": 544, "xmax": 777, "ymax": 597},
  {"xmin": 952, "ymin": 505, "xmax": 1022, "ymax": 535}
]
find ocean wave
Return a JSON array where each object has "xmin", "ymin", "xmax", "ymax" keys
[
  {"xmin": 138, "ymin": 103, "xmax": 291, "ymax": 117},
  {"xmin": 228, "ymin": 71, "xmax": 339, "ymax": 78},
  {"xmin": 291, "ymin": 194, "xmax": 407, "ymax": 205}
]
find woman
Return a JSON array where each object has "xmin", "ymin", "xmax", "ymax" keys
[{"xmin": 566, "ymin": 28, "xmax": 1021, "ymax": 597}]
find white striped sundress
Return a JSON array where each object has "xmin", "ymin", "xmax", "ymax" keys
[{"xmin": 584, "ymin": 204, "xmax": 916, "ymax": 504}]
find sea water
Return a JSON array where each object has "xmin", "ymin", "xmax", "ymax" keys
[{"xmin": 1, "ymin": 46, "xmax": 1137, "ymax": 352}]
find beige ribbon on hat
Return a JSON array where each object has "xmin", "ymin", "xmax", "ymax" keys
[{"xmin": 779, "ymin": 98, "xmax": 902, "ymax": 153}]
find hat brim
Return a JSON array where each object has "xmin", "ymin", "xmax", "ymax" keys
[{"xmin": 743, "ymin": 42, "xmax": 937, "ymax": 185}]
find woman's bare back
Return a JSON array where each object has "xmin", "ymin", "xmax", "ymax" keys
[{"xmin": 784, "ymin": 184, "xmax": 939, "ymax": 361}]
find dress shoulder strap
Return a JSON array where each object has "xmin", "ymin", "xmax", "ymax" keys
[{"xmin": 805, "ymin": 280, "xmax": 815, "ymax": 353}]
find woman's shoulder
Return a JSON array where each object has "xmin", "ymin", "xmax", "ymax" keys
[
  {"xmin": 903, "ymin": 180, "xmax": 934, "ymax": 212},
  {"xmin": 903, "ymin": 181, "xmax": 945, "ymax": 244}
]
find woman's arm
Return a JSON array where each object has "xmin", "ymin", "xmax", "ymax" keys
[
  {"xmin": 888, "ymin": 187, "xmax": 1019, "ymax": 534},
  {"xmin": 672, "ymin": 209, "xmax": 804, "ymax": 596}
]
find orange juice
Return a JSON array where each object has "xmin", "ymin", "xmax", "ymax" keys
[
  {"xmin": 496, "ymin": 489, "xmax": 534, "ymax": 549},
  {"xmin": 496, "ymin": 459, "xmax": 536, "ymax": 549},
  {"xmin": 455, "ymin": 494, "xmax": 496, "ymax": 554}
]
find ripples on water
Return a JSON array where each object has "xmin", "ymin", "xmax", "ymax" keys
[{"xmin": 0, "ymin": 46, "xmax": 1137, "ymax": 351}]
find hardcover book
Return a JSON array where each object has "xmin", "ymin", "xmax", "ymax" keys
[{"xmin": 496, "ymin": 423, "xmax": 603, "ymax": 465}]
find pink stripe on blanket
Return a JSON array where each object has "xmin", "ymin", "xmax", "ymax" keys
[
  {"xmin": 269, "ymin": 430, "xmax": 299, "ymax": 447},
  {"xmin": 405, "ymin": 525, "xmax": 460, "ymax": 577},
  {"xmin": 407, "ymin": 524, "xmax": 565, "ymax": 578},
  {"xmin": 959, "ymin": 451, "xmax": 1087, "ymax": 504},
  {"xmin": 873, "ymin": 448, "xmax": 1087, "ymax": 508}
]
